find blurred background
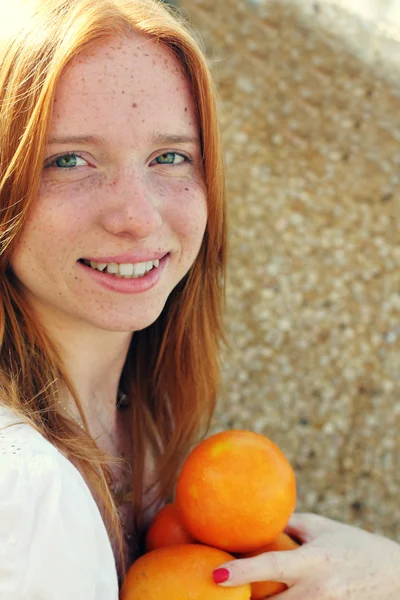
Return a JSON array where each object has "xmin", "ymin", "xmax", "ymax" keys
[{"xmin": 170, "ymin": 0, "xmax": 400, "ymax": 541}]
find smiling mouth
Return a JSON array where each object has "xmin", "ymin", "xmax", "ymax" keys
[{"xmin": 78, "ymin": 258, "xmax": 160, "ymax": 279}]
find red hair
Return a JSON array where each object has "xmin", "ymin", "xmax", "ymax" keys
[{"xmin": 0, "ymin": 0, "xmax": 226, "ymax": 581}]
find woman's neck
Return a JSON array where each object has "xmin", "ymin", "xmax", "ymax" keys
[{"xmin": 42, "ymin": 313, "xmax": 133, "ymax": 427}]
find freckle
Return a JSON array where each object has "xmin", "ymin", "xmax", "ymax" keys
[
  {"xmin": 185, "ymin": 107, "xmax": 188, "ymax": 112},
  {"xmin": 142, "ymin": 119, "xmax": 145, "ymax": 123},
  {"xmin": 122, "ymin": 90, "xmax": 125, "ymax": 94},
  {"xmin": 185, "ymin": 187, "xmax": 189, "ymax": 191}
]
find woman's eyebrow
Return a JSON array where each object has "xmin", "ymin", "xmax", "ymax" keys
[
  {"xmin": 47, "ymin": 133, "xmax": 200, "ymax": 146},
  {"xmin": 47, "ymin": 134, "xmax": 107, "ymax": 146},
  {"xmin": 151, "ymin": 133, "xmax": 200, "ymax": 146}
]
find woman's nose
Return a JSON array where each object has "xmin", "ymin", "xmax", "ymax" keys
[{"xmin": 101, "ymin": 171, "xmax": 163, "ymax": 240}]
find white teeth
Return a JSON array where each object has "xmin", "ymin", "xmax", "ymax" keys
[
  {"xmin": 106, "ymin": 263, "xmax": 119, "ymax": 274},
  {"xmin": 119, "ymin": 263, "xmax": 134, "ymax": 276},
  {"xmin": 84, "ymin": 257, "xmax": 163, "ymax": 278},
  {"xmin": 133, "ymin": 263, "xmax": 146, "ymax": 277}
]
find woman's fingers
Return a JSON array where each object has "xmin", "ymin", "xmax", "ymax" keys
[
  {"xmin": 213, "ymin": 514, "xmax": 400, "ymax": 599},
  {"xmin": 213, "ymin": 545, "xmax": 317, "ymax": 588},
  {"xmin": 213, "ymin": 513, "xmax": 342, "ymax": 590}
]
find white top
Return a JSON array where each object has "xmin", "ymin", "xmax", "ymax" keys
[{"xmin": 0, "ymin": 404, "xmax": 119, "ymax": 600}]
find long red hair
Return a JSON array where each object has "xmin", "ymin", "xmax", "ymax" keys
[{"xmin": 0, "ymin": 0, "xmax": 226, "ymax": 582}]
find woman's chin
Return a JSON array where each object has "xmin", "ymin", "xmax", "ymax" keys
[{"xmin": 83, "ymin": 308, "xmax": 166, "ymax": 334}]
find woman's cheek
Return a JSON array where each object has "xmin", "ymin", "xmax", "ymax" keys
[{"xmin": 167, "ymin": 179, "xmax": 207, "ymax": 234}]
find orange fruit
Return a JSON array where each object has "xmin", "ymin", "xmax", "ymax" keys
[
  {"xmin": 239, "ymin": 532, "xmax": 300, "ymax": 599},
  {"xmin": 175, "ymin": 430, "xmax": 296, "ymax": 553},
  {"xmin": 145, "ymin": 502, "xmax": 197, "ymax": 551},
  {"xmin": 120, "ymin": 544, "xmax": 251, "ymax": 599}
]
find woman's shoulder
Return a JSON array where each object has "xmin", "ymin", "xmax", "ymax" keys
[
  {"xmin": 0, "ymin": 402, "xmax": 104, "ymax": 522},
  {"xmin": 0, "ymin": 403, "xmax": 119, "ymax": 600},
  {"xmin": 0, "ymin": 401, "xmax": 103, "ymax": 531},
  {"xmin": 0, "ymin": 403, "xmax": 83, "ymax": 491},
  {"xmin": 0, "ymin": 402, "xmax": 62, "ymax": 458},
  {"xmin": 0, "ymin": 404, "xmax": 63, "ymax": 482}
]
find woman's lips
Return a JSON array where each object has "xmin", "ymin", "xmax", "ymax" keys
[{"xmin": 77, "ymin": 253, "xmax": 169, "ymax": 294}]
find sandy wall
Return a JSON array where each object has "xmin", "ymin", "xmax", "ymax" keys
[{"xmin": 177, "ymin": 0, "xmax": 400, "ymax": 540}]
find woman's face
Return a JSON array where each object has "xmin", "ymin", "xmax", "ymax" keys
[{"xmin": 10, "ymin": 34, "xmax": 207, "ymax": 333}]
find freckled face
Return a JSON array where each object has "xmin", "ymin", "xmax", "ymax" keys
[{"xmin": 10, "ymin": 35, "xmax": 207, "ymax": 332}]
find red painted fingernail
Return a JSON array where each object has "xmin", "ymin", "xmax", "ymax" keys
[{"xmin": 213, "ymin": 568, "xmax": 231, "ymax": 584}]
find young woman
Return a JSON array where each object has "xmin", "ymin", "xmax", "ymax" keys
[
  {"xmin": 0, "ymin": 0, "xmax": 225, "ymax": 595},
  {"xmin": 0, "ymin": 0, "xmax": 398, "ymax": 599}
]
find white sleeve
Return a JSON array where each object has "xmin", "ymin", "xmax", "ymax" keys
[{"xmin": 0, "ymin": 447, "xmax": 119, "ymax": 600}]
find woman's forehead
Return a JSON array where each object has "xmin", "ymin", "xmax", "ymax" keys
[
  {"xmin": 65, "ymin": 33, "xmax": 182, "ymax": 74},
  {"xmin": 50, "ymin": 35, "xmax": 198, "ymax": 143}
]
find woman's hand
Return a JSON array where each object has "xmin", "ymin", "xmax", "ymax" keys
[{"xmin": 212, "ymin": 512, "xmax": 400, "ymax": 599}]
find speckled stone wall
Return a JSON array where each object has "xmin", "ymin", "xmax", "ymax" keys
[{"xmin": 177, "ymin": 0, "xmax": 400, "ymax": 540}]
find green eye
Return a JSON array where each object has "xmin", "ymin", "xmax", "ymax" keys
[
  {"xmin": 155, "ymin": 152, "xmax": 186, "ymax": 165},
  {"xmin": 45, "ymin": 153, "xmax": 87, "ymax": 169},
  {"xmin": 55, "ymin": 154, "xmax": 78, "ymax": 168}
]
